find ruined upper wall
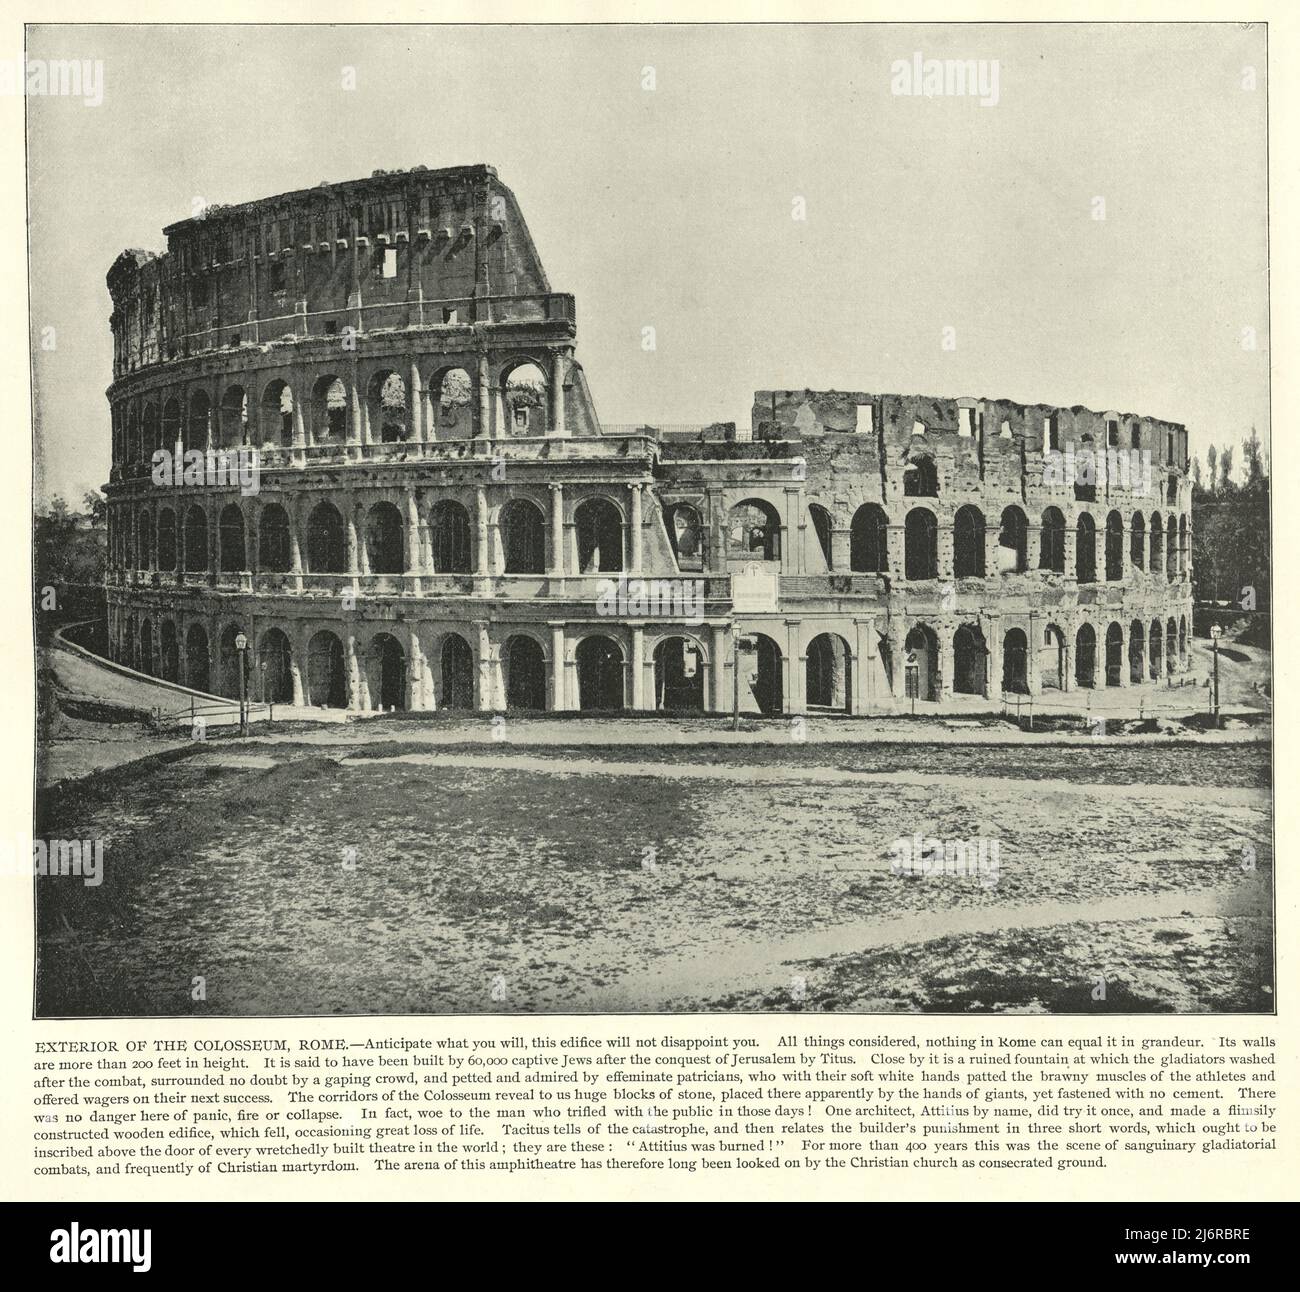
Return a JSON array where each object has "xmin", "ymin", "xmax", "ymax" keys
[
  {"xmin": 751, "ymin": 389, "xmax": 1188, "ymax": 469},
  {"xmin": 107, "ymin": 165, "xmax": 563, "ymax": 378}
]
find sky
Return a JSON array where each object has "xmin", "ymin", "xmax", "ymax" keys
[{"xmin": 25, "ymin": 22, "xmax": 1269, "ymax": 506}]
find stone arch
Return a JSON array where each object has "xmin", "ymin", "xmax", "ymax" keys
[
  {"xmin": 806, "ymin": 632, "xmax": 852, "ymax": 712},
  {"xmin": 429, "ymin": 366, "xmax": 474, "ymax": 439},
  {"xmin": 850, "ymin": 503, "xmax": 889, "ymax": 573},
  {"xmin": 1075, "ymin": 622, "xmax": 1097, "ymax": 688},
  {"xmin": 219, "ymin": 503, "xmax": 246, "ymax": 573},
  {"xmin": 575, "ymin": 634, "xmax": 625, "ymax": 711},
  {"xmin": 429, "ymin": 500, "xmax": 472, "ymax": 573},
  {"xmin": 218, "ymin": 622, "xmax": 252, "ymax": 698},
  {"xmin": 187, "ymin": 389, "xmax": 211, "ymax": 453},
  {"xmin": 653, "ymin": 635, "xmax": 706, "ymax": 712},
  {"xmin": 1179, "ymin": 615, "xmax": 1189, "ymax": 666},
  {"xmin": 808, "ymin": 503, "xmax": 834, "ymax": 570},
  {"xmin": 157, "ymin": 508, "xmax": 177, "ymax": 571},
  {"xmin": 307, "ymin": 630, "xmax": 347, "ymax": 708},
  {"xmin": 183, "ymin": 504, "xmax": 208, "ymax": 572},
  {"xmin": 953, "ymin": 505, "xmax": 985, "ymax": 578},
  {"xmin": 665, "ymin": 502, "xmax": 705, "ymax": 572},
  {"xmin": 998, "ymin": 506, "xmax": 1029, "ymax": 573},
  {"xmin": 143, "ymin": 403, "xmax": 161, "ymax": 455},
  {"xmin": 1105, "ymin": 510, "xmax": 1124, "ymax": 581},
  {"xmin": 1130, "ymin": 510, "xmax": 1146, "ymax": 570},
  {"xmin": 1105, "ymin": 622, "xmax": 1124, "ymax": 686},
  {"xmin": 1040, "ymin": 623, "xmax": 1067, "ymax": 690},
  {"xmin": 258, "ymin": 627, "xmax": 294, "ymax": 703},
  {"xmin": 162, "ymin": 397, "xmax": 182, "ymax": 452},
  {"xmin": 1148, "ymin": 618, "xmax": 1163, "ymax": 680},
  {"xmin": 367, "ymin": 631, "xmax": 407, "ymax": 710},
  {"xmin": 746, "ymin": 632, "xmax": 784, "ymax": 715},
  {"xmin": 502, "ymin": 634, "xmax": 546, "ymax": 710},
  {"xmin": 365, "ymin": 500, "xmax": 405, "ymax": 574},
  {"xmin": 219, "ymin": 384, "xmax": 248, "ymax": 447},
  {"xmin": 904, "ymin": 507, "xmax": 938, "ymax": 580},
  {"xmin": 1178, "ymin": 514, "xmax": 1189, "ymax": 577},
  {"xmin": 501, "ymin": 359, "xmax": 549, "ymax": 437},
  {"xmin": 185, "ymin": 623, "xmax": 210, "ymax": 692},
  {"xmin": 160, "ymin": 619, "xmax": 179, "ymax": 683},
  {"xmin": 1002, "ymin": 627, "xmax": 1029, "ymax": 695},
  {"xmin": 1150, "ymin": 512, "xmax": 1164, "ymax": 575},
  {"xmin": 311, "ymin": 374, "xmax": 348, "ymax": 445},
  {"xmin": 1129, "ymin": 619, "xmax": 1146, "ymax": 684},
  {"xmin": 367, "ymin": 369, "xmax": 408, "ymax": 443},
  {"xmin": 904, "ymin": 623, "xmax": 940, "ymax": 701},
  {"xmin": 903, "ymin": 454, "xmax": 939, "ymax": 497},
  {"xmin": 260, "ymin": 378, "xmax": 294, "ymax": 447},
  {"xmin": 138, "ymin": 619, "xmax": 154, "ymax": 675},
  {"xmin": 575, "ymin": 497, "xmax": 624, "ymax": 573},
  {"xmin": 1166, "ymin": 616, "xmax": 1178, "ymax": 675},
  {"xmin": 953, "ymin": 622, "xmax": 987, "ymax": 696},
  {"xmin": 728, "ymin": 498, "xmax": 781, "ymax": 561},
  {"xmin": 500, "ymin": 498, "xmax": 546, "ymax": 574},
  {"xmin": 137, "ymin": 508, "xmax": 153, "ymax": 568},
  {"xmin": 258, "ymin": 503, "xmax": 292, "ymax": 572},
  {"xmin": 1075, "ymin": 512, "xmax": 1097, "ymax": 583},
  {"xmin": 1166, "ymin": 521, "xmax": 1177, "ymax": 582},
  {"xmin": 306, "ymin": 502, "xmax": 346, "ymax": 573},
  {"xmin": 439, "ymin": 632, "xmax": 475, "ymax": 709},
  {"xmin": 1039, "ymin": 507, "xmax": 1065, "ymax": 573}
]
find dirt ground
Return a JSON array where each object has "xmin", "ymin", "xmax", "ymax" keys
[{"xmin": 35, "ymin": 735, "xmax": 1272, "ymax": 1017}]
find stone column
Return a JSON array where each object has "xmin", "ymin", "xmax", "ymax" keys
[
  {"xmin": 550, "ymin": 352, "xmax": 567, "ymax": 437},
  {"xmin": 477, "ymin": 355, "xmax": 491, "ymax": 439},
  {"xmin": 710, "ymin": 624, "xmax": 728, "ymax": 714},
  {"xmin": 290, "ymin": 500, "xmax": 304, "ymax": 592},
  {"xmin": 938, "ymin": 621, "xmax": 955, "ymax": 701},
  {"xmin": 629, "ymin": 484, "xmax": 643, "ymax": 573},
  {"xmin": 475, "ymin": 486, "xmax": 490, "ymax": 574},
  {"xmin": 551, "ymin": 624, "xmax": 567, "ymax": 711},
  {"xmin": 348, "ymin": 378, "xmax": 363, "ymax": 459},
  {"xmin": 408, "ymin": 629, "xmax": 428, "ymax": 709},
  {"xmin": 984, "ymin": 615, "xmax": 1001, "ymax": 700},
  {"xmin": 345, "ymin": 632, "xmax": 362, "ymax": 711},
  {"xmin": 1117, "ymin": 623, "xmax": 1130, "ymax": 687},
  {"xmin": 888, "ymin": 620, "xmax": 907, "ymax": 699},
  {"xmin": 782, "ymin": 487, "xmax": 802, "ymax": 574},
  {"xmin": 346, "ymin": 508, "xmax": 360, "ymax": 575},
  {"xmin": 549, "ymin": 485, "xmax": 564, "ymax": 577},
  {"xmin": 631, "ymin": 625, "xmax": 645, "ymax": 710},
  {"xmin": 408, "ymin": 360, "xmax": 424, "ymax": 447},
  {"xmin": 475, "ymin": 622, "xmax": 494, "ymax": 710},
  {"xmin": 785, "ymin": 620, "xmax": 806, "ymax": 716},
  {"xmin": 406, "ymin": 489, "xmax": 423, "ymax": 581}
]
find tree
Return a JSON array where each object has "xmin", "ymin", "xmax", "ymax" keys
[
  {"xmin": 1205, "ymin": 445, "xmax": 1217, "ymax": 496},
  {"xmin": 1219, "ymin": 445, "xmax": 1235, "ymax": 494}
]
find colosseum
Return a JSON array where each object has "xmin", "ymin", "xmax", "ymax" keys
[{"xmin": 103, "ymin": 164, "xmax": 1194, "ymax": 718}]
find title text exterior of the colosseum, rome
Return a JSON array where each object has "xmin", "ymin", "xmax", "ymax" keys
[{"xmin": 103, "ymin": 164, "xmax": 1193, "ymax": 718}]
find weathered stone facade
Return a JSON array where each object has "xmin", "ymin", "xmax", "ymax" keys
[{"xmin": 103, "ymin": 165, "xmax": 1193, "ymax": 716}]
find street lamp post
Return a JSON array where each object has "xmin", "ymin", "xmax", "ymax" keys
[
  {"xmin": 235, "ymin": 630, "xmax": 250, "ymax": 736},
  {"xmin": 1210, "ymin": 623, "xmax": 1222, "ymax": 728}
]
